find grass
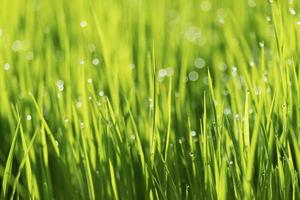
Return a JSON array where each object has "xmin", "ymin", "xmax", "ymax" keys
[{"xmin": 0, "ymin": 0, "xmax": 300, "ymax": 199}]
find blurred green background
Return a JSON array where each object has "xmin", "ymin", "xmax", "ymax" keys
[{"xmin": 0, "ymin": 0, "xmax": 300, "ymax": 199}]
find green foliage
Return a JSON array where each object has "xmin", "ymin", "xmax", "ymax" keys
[{"xmin": 0, "ymin": 0, "xmax": 300, "ymax": 199}]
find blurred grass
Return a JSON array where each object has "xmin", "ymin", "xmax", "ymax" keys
[{"xmin": 0, "ymin": 0, "xmax": 300, "ymax": 199}]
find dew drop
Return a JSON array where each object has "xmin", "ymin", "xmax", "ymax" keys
[
  {"xmin": 80, "ymin": 122, "xmax": 85, "ymax": 129},
  {"xmin": 189, "ymin": 152, "xmax": 195, "ymax": 158},
  {"xmin": 166, "ymin": 67, "xmax": 174, "ymax": 76},
  {"xmin": 76, "ymin": 101, "xmax": 82, "ymax": 108},
  {"xmin": 200, "ymin": 1, "xmax": 211, "ymax": 11},
  {"xmin": 249, "ymin": 61, "xmax": 255, "ymax": 67},
  {"xmin": 64, "ymin": 117, "xmax": 69, "ymax": 124},
  {"xmin": 88, "ymin": 43, "xmax": 96, "ymax": 52},
  {"xmin": 92, "ymin": 58, "xmax": 100, "ymax": 66},
  {"xmin": 254, "ymin": 87, "xmax": 261, "ymax": 96},
  {"xmin": 99, "ymin": 91, "xmax": 105, "ymax": 97},
  {"xmin": 159, "ymin": 69, "xmax": 167, "ymax": 77},
  {"xmin": 231, "ymin": 66, "xmax": 238, "ymax": 76},
  {"xmin": 190, "ymin": 130, "xmax": 196, "ymax": 137},
  {"xmin": 259, "ymin": 41, "xmax": 264, "ymax": 48},
  {"xmin": 26, "ymin": 51, "xmax": 34, "ymax": 61},
  {"xmin": 224, "ymin": 108, "xmax": 231, "ymax": 115},
  {"xmin": 214, "ymin": 100, "xmax": 218, "ymax": 106},
  {"xmin": 128, "ymin": 63, "xmax": 135, "ymax": 69},
  {"xmin": 130, "ymin": 135, "xmax": 136, "ymax": 141},
  {"xmin": 249, "ymin": 108, "xmax": 254, "ymax": 114},
  {"xmin": 12, "ymin": 40, "xmax": 22, "ymax": 52},
  {"xmin": 87, "ymin": 78, "xmax": 93, "ymax": 84},
  {"xmin": 80, "ymin": 20, "xmax": 87, "ymax": 28},
  {"xmin": 79, "ymin": 58, "xmax": 85, "ymax": 65},
  {"xmin": 248, "ymin": 0, "xmax": 256, "ymax": 8},
  {"xmin": 56, "ymin": 80, "xmax": 64, "ymax": 91},
  {"xmin": 3, "ymin": 63, "xmax": 10, "ymax": 71},
  {"xmin": 263, "ymin": 72, "xmax": 268, "ymax": 82},
  {"xmin": 26, "ymin": 114, "xmax": 32, "ymax": 121},
  {"xmin": 148, "ymin": 98, "xmax": 153, "ymax": 109},
  {"xmin": 188, "ymin": 71, "xmax": 199, "ymax": 81},
  {"xmin": 194, "ymin": 57, "xmax": 205, "ymax": 69},
  {"xmin": 289, "ymin": 8, "xmax": 296, "ymax": 15}
]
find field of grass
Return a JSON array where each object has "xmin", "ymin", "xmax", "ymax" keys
[{"xmin": 1, "ymin": 0, "xmax": 300, "ymax": 199}]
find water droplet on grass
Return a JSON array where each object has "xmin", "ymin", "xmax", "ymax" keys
[
  {"xmin": 80, "ymin": 122, "xmax": 85, "ymax": 129},
  {"xmin": 130, "ymin": 135, "xmax": 136, "ymax": 141},
  {"xmin": 159, "ymin": 69, "xmax": 167, "ymax": 77},
  {"xmin": 26, "ymin": 51, "xmax": 34, "ymax": 60},
  {"xmin": 92, "ymin": 58, "xmax": 100, "ymax": 66},
  {"xmin": 214, "ymin": 100, "xmax": 218, "ymax": 106},
  {"xmin": 64, "ymin": 118, "xmax": 69, "ymax": 123},
  {"xmin": 99, "ymin": 91, "xmax": 105, "ymax": 97},
  {"xmin": 191, "ymin": 130, "xmax": 196, "ymax": 137},
  {"xmin": 200, "ymin": 1, "xmax": 211, "ymax": 11},
  {"xmin": 76, "ymin": 101, "xmax": 82, "ymax": 108},
  {"xmin": 189, "ymin": 152, "xmax": 195, "ymax": 158},
  {"xmin": 194, "ymin": 57, "xmax": 205, "ymax": 69},
  {"xmin": 231, "ymin": 67, "xmax": 237, "ymax": 76},
  {"xmin": 56, "ymin": 80, "xmax": 64, "ymax": 91},
  {"xmin": 80, "ymin": 20, "xmax": 87, "ymax": 28},
  {"xmin": 79, "ymin": 58, "xmax": 85, "ymax": 65},
  {"xmin": 249, "ymin": 108, "xmax": 254, "ymax": 114},
  {"xmin": 224, "ymin": 108, "xmax": 231, "ymax": 115},
  {"xmin": 188, "ymin": 71, "xmax": 199, "ymax": 81},
  {"xmin": 26, "ymin": 114, "xmax": 32, "ymax": 121},
  {"xmin": 3, "ymin": 63, "xmax": 10, "ymax": 71},
  {"xmin": 88, "ymin": 43, "xmax": 96, "ymax": 52},
  {"xmin": 248, "ymin": 0, "xmax": 256, "ymax": 8},
  {"xmin": 12, "ymin": 40, "xmax": 22, "ymax": 52},
  {"xmin": 87, "ymin": 78, "xmax": 93, "ymax": 84},
  {"xmin": 128, "ymin": 63, "xmax": 135, "ymax": 69},
  {"xmin": 263, "ymin": 72, "xmax": 268, "ymax": 82},
  {"xmin": 259, "ymin": 41, "xmax": 264, "ymax": 48},
  {"xmin": 254, "ymin": 87, "xmax": 261, "ymax": 96},
  {"xmin": 148, "ymin": 98, "xmax": 153, "ymax": 109},
  {"xmin": 289, "ymin": 8, "xmax": 296, "ymax": 15}
]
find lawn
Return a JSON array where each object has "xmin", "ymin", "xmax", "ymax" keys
[{"xmin": 0, "ymin": 0, "xmax": 300, "ymax": 199}]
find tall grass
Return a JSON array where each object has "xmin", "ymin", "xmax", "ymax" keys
[{"xmin": 0, "ymin": 0, "xmax": 300, "ymax": 199}]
